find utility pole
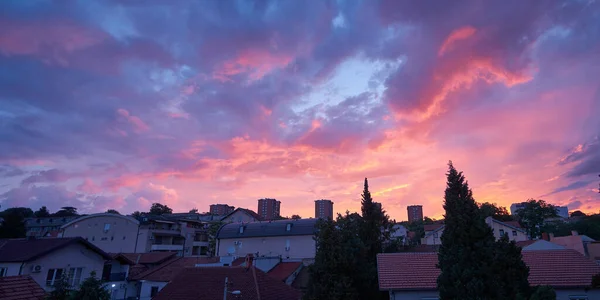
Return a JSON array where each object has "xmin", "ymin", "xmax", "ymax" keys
[{"xmin": 223, "ymin": 277, "xmax": 228, "ymax": 300}]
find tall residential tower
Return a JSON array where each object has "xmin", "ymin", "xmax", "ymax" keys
[
  {"xmin": 257, "ymin": 198, "xmax": 281, "ymax": 220},
  {"xmin": 407, "ymin": 205, "xmax": 423, "ymax": 222},
  {"xmin": 315, "ymin": 199, "xmax": 334, "ymax": 219}
]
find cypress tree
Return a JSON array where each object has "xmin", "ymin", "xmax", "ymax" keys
[
  {"xmin": 490, "ymin": 235, "xmax": 530, "ymax": 299},
  {"xmin": 437, "ymin": 162, "xmax": 497, "ymax": 299}
]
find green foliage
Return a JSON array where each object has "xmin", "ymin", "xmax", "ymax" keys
[
  {"xmin": 291, "ymin": 214, "xmax": 302, "ymax": 220},
  {"xmin": 149, "ymin": 203, "xmax": 172, "ymax": 215},
  {"xmin": 543, "ymin": 214, "xmax": 600, "ymax": 241},
  {"xmin": 70, "ymin": 271, "xmax": 110, "ymax": 300},
  {"xmin": 189, "ymin": 208, "xmax": 199, "ymax": 213},
  {"xmin": 516, "ymin": 199, "xmax": 557, "ymax": 239},
  {"xmin": 529, "ymin": 286, "xmax": 556, "ymax": 300},
  {"xmin": 0, "ymin": 207, "xmax": 34, "ymax": 238},
  {"xmin": 131, "ymin": 211, "xmax": 143, "ymax": 218},
  {"xmin": 592, "ymin": 273, "xmax": 600, "ymax": 288},
  {"xmin": 570, "ymin": 210, "xmax": 586, "ymax": 217},
  {"xmin": 53, "ymin": 206, "xmax": 78, "ymax": 217},
  {"xmin": 46, "ymin": 274, "xmax": 71, "ymax": 300},
  {"xmin": 105, "ymin": 209, "xmax": 120, "ymax": 215},
  {"xmin": 207, "ymin": 221, "xmax": 225, "ymax": 257},
  {"xmin": 34, "ymin": 206, "xmax": 51, "ymax": 218},
  {"xmin": 437, "ymin": 162, "xmax": 530, "ymax": 300},
  {"xmin": 479, "ymin": 202, "xmax": 513, "ymax": 221}
]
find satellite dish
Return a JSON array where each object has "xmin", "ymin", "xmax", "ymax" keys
[{"xmin": 227, "ymin": 246, "xmax": 236, "ymax": 255}]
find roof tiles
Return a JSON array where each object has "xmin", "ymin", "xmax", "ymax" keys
[
  {"xmin": 267, "ymin": 262, "xmax": 302, "ymax": 282},
  {"xmin": 132, "ymin": 256, "xmax": 220, "ymax": 281},
  {"xmin": 0, "ymin": 276, "xmax": 46, "ymax": 300},
  {"xmin": 377, "ymin": 249, "xmax": 600, "ymax": 290},
  {"xmin": 0, "ymin": 237, "xmax": 111, "ymax": 262}
]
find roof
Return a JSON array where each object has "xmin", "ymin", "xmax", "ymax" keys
[
  {"xmin": 110, "ymin": 252, "xmax": 177, "ymax": 265},
  {"xmin": 0, "ymin": 275, "xmax": 46, "ymax": 300},
  {"xmin": 221, "ymin": 208, "xmax": 262, "ymax": 222},
  {"xmin": 153, "ymin": 267, "xmax": 302, "ymax": 300},
  {"xmin": 503, "ymin": 221, "xmax": 522, "ymax": 228},
  {"xmin": 24, "ymin": 216, "xmax": 79, "ymax": 228},
  {"xmin": 488, "ymin": 217, "xmax": 526, "ymax": 233},
  {"xmin": 132, "ymin": 256, "xmax": 220, "ymax": 281},
  {"xmin": 377, "ymin": 249, "xmax": 600, "ymax": 291},
  {"xmin": 0, "ymin": 237, "xmax": 112, "ymax": 262},
  {"xmin": 424, "ymin": 224, "xmax": 444, "ymax": 232},
  {"xmin": 217, "ymin": 218, "xmax": 318, "ymax": 239},
  {"xmin": 267, "ymin": 262, "xmax": 303, "ymax": 282},
  {"xmin": 61, "ymin": 213, "xmax": 139, "ymax": 229}
]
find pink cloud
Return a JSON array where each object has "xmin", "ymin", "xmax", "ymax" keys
[
  {"xmin": 438, "ymin": 26, "xmax": 477, "ymax": 56},
  {"xmin": 213, "ymin": 49, "xmax": 293, "ymax": 82},
  {"xmin": 116, "ymin": 108, "xmax": 150, "ymax": 133},
  {"xmin": 77, "ymin": 178, "xmax": 102, "ymax": 194}
]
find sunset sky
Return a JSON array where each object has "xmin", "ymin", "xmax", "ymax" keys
[{"xmin": 1, "ymin": 0, "xmax": 599, "ymax": 221}]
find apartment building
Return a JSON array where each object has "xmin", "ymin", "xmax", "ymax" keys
[
  {"xmin": 25, "ymin": 216, "xmax": 79, "ymax": 238},
  {"xmin": 314, "ymin": 199, "xmax": 334, "ymax": 219},
  {"xmin": 134, "ymin": 215, "xmax": 210, "ymax": 257},
  {"xmin": 60, "ymin": 213, "xmax": 140, "ymax": 253},
  {"xmin": 209, "ymin": 204, "xmax": 235, "ymax": 216},
  {"xmin": 258, "ymin": 198, "xmax": 281, "ymax": 220},
  {"xmin": 422, "ymin": 217, "xmax": 528, "ymax": 245},
  {"xmin": 407, "ymin": 205, "xmax": 423, "ymax": 222}
]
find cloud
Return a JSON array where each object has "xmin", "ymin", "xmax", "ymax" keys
[
  {"xmin": 544, "ymin": 180, "xmax": 593, "ymax": 197},
  {"xmin": 0, "ymin": 165, "xmax": 25, "ymax": 177},
  {"xmin": 21, "ymin": 169, "xmax": 71, "ymax": 185},
  {"xmin": 0, "ymin": 184, "xmax": 84, "ymax": 211}
]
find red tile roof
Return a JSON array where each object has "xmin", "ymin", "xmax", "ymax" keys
[
  {"xmin": 153, "ymin": 267, "xmax": 302, "ymax": 300},
  {"xmin": 503, "ymin": 221, "xmax": 522, "ymax": 228},
  {"xmin": 111, "ymin": 252, "xmax": 177, "ymax": 265},
  {"xmin": 0, "ymin": 237, "xmax": 112, "ymax": 262},
  {"xmin": 132, "ymin": 256, "xmax": 220, "ymax": 281},
  {"xmin": 424, "ymin": 224, "xmax": 444, "ymax": 232},
  {"xmin": 0, "ymin": 276, "xmax": 46, "ymax": 300},
  {"xmin": 377, "ymin": 249, "xmax": 600, "ymax": 290},
  {"xmin": 267, "ymin": 262, "xmax": 302, "ymax": 282},
  {"xmin": 515, "ymin": 240, "xmax": 536, "ymax": 248},
  {"xmin": 231, "ymin": 257, "xmax": 246, "ymax": 266}
]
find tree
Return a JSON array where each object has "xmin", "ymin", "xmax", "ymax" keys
[
  {"xmin": 207, "ymin": 221, "xmax": 224, "ymax": 257},
  {"xmin": 529, "ymin": 286, "xmax": 556, "ymax": 300},
  {"xmin": 479, "ymin": 202, "xmax": 513, "ymax": 221},
  {"xmin": 105, "ymin": 209, "xmax": 120, "ymax": 215},
  {"xmin": 517, "ymin": 199, "xmax": 558, "ymax": 239},
  {"xmin": 189, "ymin": 208, "xmax": 198, "ymax": 213},
  {"xmin": 34, "ymin": 206, "xmax": 51, "ymax": 218},
  {"xmin": 291, "ymin": 214, "xmax": 301, "ymax": 220},
  {"xmin": 0, "ymin": 207, "xmax": 34, "ymax": 238},
  {"xmin": 70, "ymin": 271, "xmax": 110, "ymax": 300},
  {"xmin": 131, "ymin": 211, "xmax": 143, "ymax": 219},
  {"xmin": 490, "ymin": 235, "xmax": 530, "ymax": 299},
  {"xmin": 47, "ymin": 274, "xmax": 71, "ymax": 300},
  {"xmin": 53, "ymin": 207, "xmax": 78, "ymax": 217},
  {"xmin": 570, "ymin": 210, "xmax": 586, "ymax": 217},
  {"xmin": 149, "ymin": 203, "xmax": 172, "ymax": 215},
  {"xmin": 437, "ymin": 162, "xmax": 502, "ymax": 299}
]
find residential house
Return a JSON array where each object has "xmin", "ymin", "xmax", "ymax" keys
[
  {"xmin": 0, "ymin": 275, "xmax": 46, "ymax": 300},
  {"xmin": 130, "ymin": 256, "xmax": 222, "ymax": 299},
  {"xmin": 221, "ymin": 208, "xmax": 262, "ymax": 223},
  {"xmin": 153, "ymin": 266, "xmax": 302, "ymax": 300},
  {"xmin": 390, "ymin": 224, "xmax": 408, "ymax": 242},
  {"xmin": 60, "ymin": 213, "xmax": 140, "ymax": 253},
  {"xmin": 550, "ymin": 231, "xmax": 596, "ymax": 257},
  {"xmin": 25, "ymin": 217, "xmax": 79, "ymax": 238},
  {"xmin": 516, "ymin": 240, "xmax": 567, "ymax": 251},
  {"xmin": 377, "ymin": 249, "xmax": 600, "ymax": 300},
  {"xmin": 0, "ymin": 237, "xmax": 114, "ymax": 291},
  {"xmin": 110, "ymin": 252, "xmax": 177, "ymax": 279},
  {"xmin": 421, "ymin": 217, "xmax": 527, "ymax": 245},
  {"xmin": 133, "ymin": 215, "xmax": 210, "ymax": 257},
  {"xmin": 216, "ymin": 219, "xmax": 318, "ymax": 259}
]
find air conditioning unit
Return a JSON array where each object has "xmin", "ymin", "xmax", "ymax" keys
[
  {"xmin": 233, "ymin": 241, "xmax": 240, "ymax": 245},
  {"xmin": 285, "ymin": 246, "xmax": 290, "ymax": 251},
  {"xmin": 30, "ymin": 265, "xmax": 42, "ymax": 273}
]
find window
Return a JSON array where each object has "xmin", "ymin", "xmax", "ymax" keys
[
  {"xmin": 46, "ymin": 269, "xmax": 64, "ymax": 286},
  {"xmin": 286, "ymin": 223, "xmax": 292, "ymax": 231},
  {"xmin": 150, "ymin": 286, "xmax": 159, "ymax": 297},
  {"xmin": 0, "ymin": 267, "xmax": 7, "ymax": 277},
  {"xmin": 101, "ymin": 237, "xmax": 108, "ymax": 241},
  {"xmin": 92, "ymin": 236, "xmax": 95, "ymax": 241},
  {"xmin": 123, "ymin": 236, "xmax": 126, "ymax": 240},
  {"xmin": 499, "ymin": 229, "xmax": 505, "ymax": 236},
  {"xmin": 103, "ymin": 223, "xmax": 111, "ymax": 232},
  {"xmin": 67, "ymin": 267, "xmax": 83, "ymax": 286},
  {"xmin": 512, "ymin": 230, "xmax": 517, "ymax": 236}
]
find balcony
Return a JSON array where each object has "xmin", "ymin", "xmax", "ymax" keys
[
  {"xmin": 193, "ymin": 241, "xmax": 209, "ymax": 247},
  {"xmin": 107, "ymin": 272, "xmax": 127, "ymax": 282},
  {"xmin": 151, "ymin": 244, "xmax": 184, "ymax": 251}
]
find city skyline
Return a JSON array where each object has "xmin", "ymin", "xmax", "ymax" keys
[{"xmin": 0, "ymin": 1, "xmax": 599, "ymax": 222}]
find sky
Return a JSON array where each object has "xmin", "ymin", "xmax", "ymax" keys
[{"xmin": 0, "ymin": 0, "xmax": 599, "ymax": 221}]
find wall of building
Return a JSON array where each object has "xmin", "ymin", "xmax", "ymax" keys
[
  {"xmin": 61, "ymin": 214, "xmax": 140, "ymax": 253},
  {"xmin": 389, "ymin": 290, "xmax": 439, "ymax": 300},
  {"xmin": 139, "ymin": 280, "xmax": 168, "ymax": 300},
  {"xmin": 555, "ymin": 289, "xmax": 600, "ymax": 300},
  {"xmin": 551, "ymin": 235, "xmax": 586, "ymax": 256},
  {"xmin": 486, "ymin": 218, "xmax": 527, "ymax": 242},
  {"xmin": 0, "ymin": 262, "xmax": 23, "ymax": 276},
  {"xmin": 222, "ymin": 211, "xmax": 259, "ymax": 223},
  {"xmin": 19, "ymin": 243, "xmax": 106, "ymax": 291},
  {"xmin": 218, "ymin": 235, "xmax": 316, "ymax": 259},
  {"xmin": 108, "ymin": 281, "xmax": 138, "ymax": 300}
]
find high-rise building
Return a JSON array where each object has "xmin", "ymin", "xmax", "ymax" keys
[
  {"xmin": 209, "ymin": 204, "xmax": 235, "ymax": 216},
  {"xmin": 407, "ymin": 205, "xmax": 423, "ymax": 222},
  {"xmin": 315, "ymin": 199, "xmax": 334, "ymax": 219},
  {"xmin": 257, "ymin": 198, "xmax": 281, "ymax": 220}
]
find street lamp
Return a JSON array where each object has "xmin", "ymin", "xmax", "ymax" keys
[{"xmin": 223, "ymin": 277, "xmax": 241, "ymax": 300}]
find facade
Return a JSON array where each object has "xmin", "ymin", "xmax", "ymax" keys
[
  {"xmin": 25, "ymin": 216, "xmax": 79, "ymax": 238},
  {"xmin": 258, "ymin": 198, "xmax": 281, "ymax": 220},
  {"xmin": 407, "ymin": 205, "xmax": 424, "ymax": 222},
  {"xmin": 510, "ymin": 202, "xmax": 527, "ymax": 215},
  {"xmin": 209, "ymin": 204, "xmax": 235, "ymax": 216},
  {"xmin": 422, "ymin": 217, "xmax": 527, "ymax": 245},
  {"xmin": 221, "ymin": 208, "xmax": 262, "ymax": 223},
  {"xmin": 0, "ymin": 238, "xmax": 117, "ymax": 292},
  {"xmin": 60, "ymin": 213, "xmax": 140, "ymax": 253},
  {"xmin": 134, "ymin": 216, "xmax": 209, "ymax": 257},
  {"xmin": 314, "ymin": 199, "xmax": 334, "ymax": 219},
  {"xmin": 550, "ymin": 231, "xmax": 595, "ymax": 257},
  {"xmin": 377, "ymin": 250, "xmax": 600, "ymax": 300},
  {"xmin": 556, "ymin": 206, "xmax": 569, "ymax": 218},
  {"xmin": 216, "ymin": 219, "xmax": 318, "ymax": 259}
]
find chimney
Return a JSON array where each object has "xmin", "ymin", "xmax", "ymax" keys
[
  {"xmin": 245, "ymin": 253, "xmax": 254, "ymax": 269},
  {"xmin": 541, "ymin": 232, "xmax": 549, "ymax": 241},
  {"xmin": 571, "ymin": 230, "xmax": 579, "ymax": 236}
]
